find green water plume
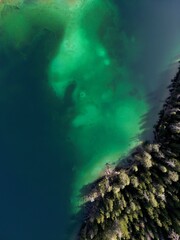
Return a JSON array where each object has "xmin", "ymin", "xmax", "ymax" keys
[
  {"xmin": 48, "ymin": 0, "xmax": 149, "ymax": 210},
  {"xmin": 0, "ymin": 0, "xmax": 149, "ymax": 213},
  {"xmin": 0, "ymin": 0, "xmax": 148, "ymax": 211},
  {"xmin": 1, "ymin": 2, "xmax": 180, "ymax": 239}
]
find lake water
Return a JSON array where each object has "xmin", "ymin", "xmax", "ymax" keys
[{"xmin": 0, "ymin": 1, "xmax": 180, "ymax": 239}]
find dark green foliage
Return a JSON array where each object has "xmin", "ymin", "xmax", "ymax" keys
[{"xmin": 78, "ymin": 68, "xmax": 180, "ymax": 239}]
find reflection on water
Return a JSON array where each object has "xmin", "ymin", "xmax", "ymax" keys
[{"xmin": 0, "ymin": 1, "xmax": 180, "ymax": 239}]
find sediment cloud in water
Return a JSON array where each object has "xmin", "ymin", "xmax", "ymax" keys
[{"xmin": 1, "ymin": 0, "xmax": 180, "ymax": 211}]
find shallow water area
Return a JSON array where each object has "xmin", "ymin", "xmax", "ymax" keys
[{"xmin": 0, "ymin": 1, "xmax": 180, "ymax": 239}]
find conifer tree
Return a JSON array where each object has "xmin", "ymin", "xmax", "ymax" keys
[{"xmin": 78, "ymin": 67, "xmax": 180, "ymax": 239}]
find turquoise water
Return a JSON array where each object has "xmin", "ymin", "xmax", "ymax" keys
[{"xmin": 0, "ymin": 1, "xmax": 180, "ymax": 239}]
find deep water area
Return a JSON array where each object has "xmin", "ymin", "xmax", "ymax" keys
[{"xmin": 0, "ymin": 0, "xmax": 180, "ymax": 239}]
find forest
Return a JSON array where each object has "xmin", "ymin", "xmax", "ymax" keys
[{"xmin": 77, "ymin": 67, "xmax": 180, "ymax": 240}]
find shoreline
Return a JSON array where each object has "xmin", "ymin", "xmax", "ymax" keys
[{"xmin": 77, "ymin": 66, "xmax": 180, "ymax": 240}]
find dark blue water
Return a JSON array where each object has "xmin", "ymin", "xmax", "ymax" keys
[
  {"xmin": 0, "ymin": 30, "xmax": 75, "ymax": 240},
  {"xmin": 0, "ymin": 1, "xmax": 180, "ymax": 240}
]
